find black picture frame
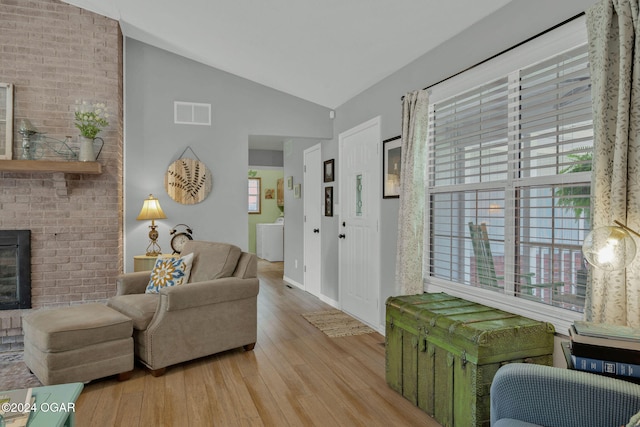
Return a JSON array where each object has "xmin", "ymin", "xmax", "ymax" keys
[
  {"xmin": 324, "ymin": 159, "xmax": 335, "ymax": 183},
  {"xmin": 325, "ymin": 186, "xmax": 333, "ymax": 216},
  {"xmin": 383, "ymin": 136, "xmax": 401, "ymax": 198}
]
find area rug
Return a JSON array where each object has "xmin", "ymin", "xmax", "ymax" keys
[
  {"xmin": 302, "ymin": 309, "xmax": 375, "ymax": 338},
  {"xmin": 0, "ymin": 352, "xmax": 42, "ymax": 391}
]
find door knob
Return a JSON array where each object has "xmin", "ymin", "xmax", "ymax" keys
[
  {"xmin": 313, "ymin": 228, "xmax": 320, "ymax": 233},
  {"xmin": 339, "ymin": 234, "xmax": 346, "ymax": 239}
]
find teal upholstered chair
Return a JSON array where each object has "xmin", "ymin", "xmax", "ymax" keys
[{"xmin": 490, "ymin": 363, "xmax": 640, "ymax": 427}]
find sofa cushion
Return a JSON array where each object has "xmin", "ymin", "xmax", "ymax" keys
[
  {"xmin": 182, "ymin": 241, "xmax": 242, "ymax": 282},
  {"xmin": 145, "ymin": 253, "xmax": 194, "ymax": 293},
  {"xmin": 107, "ymin": 294, "xmax": 159, "ymax": 331},
  {"xmin": 22, "ymin": 303, "xmax": 132, "ymax": 352}
]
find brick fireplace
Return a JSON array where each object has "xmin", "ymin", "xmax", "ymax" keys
[{"xmin": 0, "ymin": 0, "xmax": 123, "ymax": 352}]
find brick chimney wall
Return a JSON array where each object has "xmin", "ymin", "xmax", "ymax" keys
[{"xmin": 0, "ymin": 0, "xmax": 123, "ymax": 352}]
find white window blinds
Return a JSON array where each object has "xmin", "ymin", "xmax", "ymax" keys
[
  {"xmin": 431, "ymin": 77, "xmax": 509, "ymax": 186},
  {"xmin": 426, "ymin": 30, "xmax": 591, "ymax": 316}
]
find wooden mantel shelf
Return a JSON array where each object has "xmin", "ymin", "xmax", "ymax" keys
[{"xmin": 0, "ymin": 159, "xmax": 102, "ymax": 174}]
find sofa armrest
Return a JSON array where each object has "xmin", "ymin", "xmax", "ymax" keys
[
  {"xmin": 490, "ymin": 363, "xmax": 640, "ymax": 427},
  {"xmin": 115, "ymin": 271, "xmax": 150, "ymax": 295},
  {"xmin": 159, "ymin": 277, "xmax": 259, "ymax": 311}
]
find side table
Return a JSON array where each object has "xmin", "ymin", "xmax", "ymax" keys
[
  {"xmin": 133, "ymin": 254, "xmax": 174, "ymax": 272},
  {"xmin": 133, "ymin": 255, "xmax": 157, "ymax": 272},
  {"xmin": 1, "ymin": 382, "xmax": 83, "ymax": 427}
]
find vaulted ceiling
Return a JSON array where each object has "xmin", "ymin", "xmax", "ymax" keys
[{"xmin": 62, "ymin": 0, "xmax": 513, "ymax": 109}]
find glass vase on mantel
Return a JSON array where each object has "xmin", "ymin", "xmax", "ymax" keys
[{"xmin": 78, "ymin": 135, "xmax": 104, "ymax": 162}]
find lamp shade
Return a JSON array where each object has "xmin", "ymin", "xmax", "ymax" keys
[
  {"xmin": 136, "ymin": 194, "xmax": 167, "ymax": 221},
  {"xmin": 582, "ymin": 225, "xmax": 637, "ymax": 271}
]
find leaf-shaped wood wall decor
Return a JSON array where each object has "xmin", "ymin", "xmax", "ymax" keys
[{"xmin": 164, "ymin": 158, "xmax": 212, "ymax": 205}]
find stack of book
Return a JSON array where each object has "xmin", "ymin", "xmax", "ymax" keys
[
  {"xmin": 568, "ymin": 321, "xmax": 640, "ymax": 381},
  {"xmin": 0, "ymin": 387, "xmax": 33, "ymax": 426}
]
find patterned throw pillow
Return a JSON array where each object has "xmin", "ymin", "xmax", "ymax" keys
[{"xmin": 145, "ymin": 253, "xmax": 194, "ymax": 294}]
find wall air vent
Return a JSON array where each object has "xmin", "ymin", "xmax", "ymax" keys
[{"xmin": 174, "ymin": 101, "xmax": 211, "ymax": 125}]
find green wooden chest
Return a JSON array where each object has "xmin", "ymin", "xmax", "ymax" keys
[{"xmin": 385, "ymin": 293, "xmax": 554, "ymax": 427}]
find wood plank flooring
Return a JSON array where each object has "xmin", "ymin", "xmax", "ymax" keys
[{"xmin": 75, "ymin": 261, "xmax": 442, "ymax": 426}]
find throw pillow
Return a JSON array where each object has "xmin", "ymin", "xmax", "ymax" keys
[{"xmin": 145, "ymin": 253, "xmax": 194, "ymax": 294}]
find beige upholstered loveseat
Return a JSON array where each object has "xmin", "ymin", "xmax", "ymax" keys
[{"xmin": 107, "ymin": 241, "xmax": 259, "ymax": 376}]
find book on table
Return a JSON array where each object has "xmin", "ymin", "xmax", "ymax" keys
[
  {"xmin": 570, "ymin": 340, "xmax": 640, "ymax": 364},
  {"xmin": 573, "ymin": 321, "xmax": 640, "ymax": 340},
  {"xmin": 568, "ymin": 321, "xmax": 640, "ymax": 382},
  {"xmin": 3, "ymin": 396, "xmax": 34, "ymax": 427},
  {"xmin": 571, "ymin": 354, "xmax": 640, "ymax": 379},
  {"xmin": 569, "ymin": 323, "xmax": 640, "ymax": 352},
  {"xmin": 0, "ymin": 388, "xmax": 32, "ymax": 420}
]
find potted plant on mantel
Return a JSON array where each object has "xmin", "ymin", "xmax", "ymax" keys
[
  {"xmin": 556, "ymin": 152, "xmax": 592, "ymax": 297},
  {"xmin": 74, "ymin": 100, "xmax": 108, "ymax": 162}
]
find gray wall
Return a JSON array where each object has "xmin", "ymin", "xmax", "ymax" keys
[
  {"xmin": 327, "ymin": 0, "xmax": 597, "ymax": 326},
  {"xmin": 249, "ymin": 149, "xmax": 284, "ymax": 167},
  {"xmin": 124, "ymin": 39, "xmax": 332, "ymax": 271}
]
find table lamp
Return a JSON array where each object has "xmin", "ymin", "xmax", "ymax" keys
[
  {"xmin": 137, "ymin": 194, "xmax": 167, "ymax": 256},
  {"xmin": 582, "ymin": 220, "xmax": 639, "ymax": 270}
]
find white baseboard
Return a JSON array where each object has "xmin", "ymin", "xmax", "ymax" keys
[
  {"xmin": 319, "ymin": 294, "xmax": 339, "ymax": 309},
  {"xmin": 283, "ymin": 276, "xmax": 340, "ymax": 310},
  {"xmin": 281, "ymin": 277, "xmax": 385, "ymax": 334},
  {"xmin": 283, "ymin": 275, "xmax": 303, "ymax": 290}
]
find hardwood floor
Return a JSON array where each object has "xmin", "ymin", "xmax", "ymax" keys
[{"xmin": 76, "ymin": 261, "xmax": 441, "ymax": 426}]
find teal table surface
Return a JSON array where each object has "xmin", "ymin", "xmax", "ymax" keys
[{"xmin": 3, "ymin": 383, "xmax": 83, "ymax": 427}]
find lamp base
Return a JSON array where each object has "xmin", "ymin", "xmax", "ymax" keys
[{"xmin": 145, "ymin": 224, "xmax": 162, "ymax": 257}]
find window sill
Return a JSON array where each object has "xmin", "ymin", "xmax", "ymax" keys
[{"xmin": 426, "ymin": 278, "xmax": 583, "ymax": 336}]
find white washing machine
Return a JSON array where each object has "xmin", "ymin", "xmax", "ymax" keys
[{"xmin": 256, "ymin": 217, "xmax": 284, "ymax": 262}]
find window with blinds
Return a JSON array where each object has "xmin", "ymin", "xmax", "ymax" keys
[{"xmin": 426, "ymin": 40, "xmax": 591, "ymax": 314}]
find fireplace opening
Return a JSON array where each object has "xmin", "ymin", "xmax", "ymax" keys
[{"xmin": 0, "ymin": 230, "xmax": 31, "ymax": 310}]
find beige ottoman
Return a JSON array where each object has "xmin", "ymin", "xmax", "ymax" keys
[{"xmin": 23, "ymin": 303, "xmax": 134, "ymax": 385}]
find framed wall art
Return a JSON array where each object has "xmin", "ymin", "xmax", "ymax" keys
[
  {"xmin": 383, "ymin": 136, "xmax": 401, "ymax": 198},
  {"xmin": 0, "ymin": 83, "xmax": 14, "ymax": 160},
  {"xmin": 324, "ymin": 159, "xmax": 335, "ymax": 182},
  {"xmin": 325, "ymin": 186, "xmax": 333, "ymax": 216},
  {"xmin": 265, "ymin": 188, "xmax": 275, "ymax": 199},
  {"xmin": 165, "ymin": 157, "xmax": 213, "ymax": 205}
]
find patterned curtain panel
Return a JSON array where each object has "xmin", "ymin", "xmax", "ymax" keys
[
  {"xmin": 394, "ymin": 89, "xmax": 429, "ymax": 295},
  {"xmin": 586, "ymin": 0, "xmax": 640, "ymax": 326}
]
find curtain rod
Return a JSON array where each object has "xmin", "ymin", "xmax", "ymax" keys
[{"xmin": 400, "ymin": 11, "xmax": 586, "ymax": 101}]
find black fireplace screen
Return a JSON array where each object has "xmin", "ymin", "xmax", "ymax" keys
[{"xmin": 0, "ymin": 230, "xmax": 31, "ymax": 309}]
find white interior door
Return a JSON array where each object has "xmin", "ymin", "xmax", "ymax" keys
[
  {"xmin": 304, "ymin": 144, "xmax": 322, "ymax": 298},
  {"xmin": 339, "ymin": 117, "xmax": 381, "ymax": 329}
]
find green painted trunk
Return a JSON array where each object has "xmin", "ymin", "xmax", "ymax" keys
[{"xmin": 385, "ymin": 293, "xmax": 554, "ymax": 427}]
